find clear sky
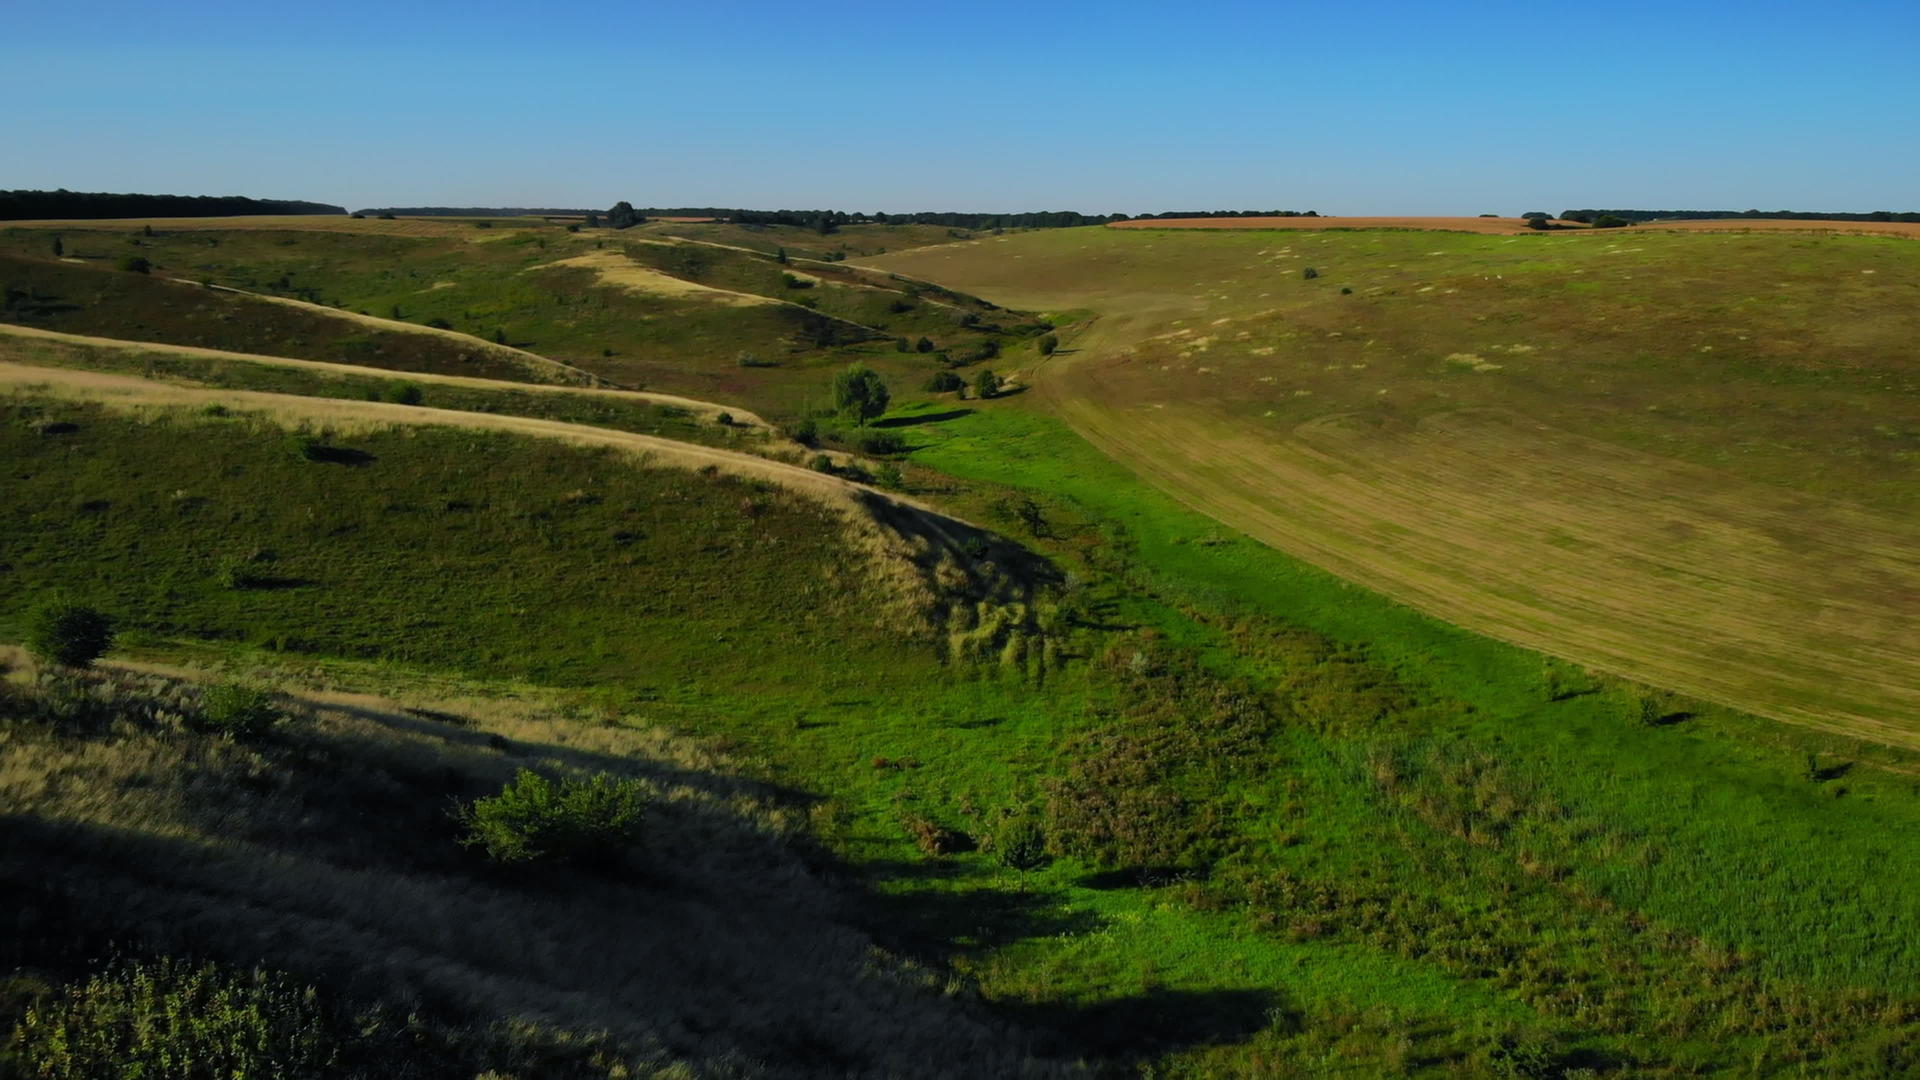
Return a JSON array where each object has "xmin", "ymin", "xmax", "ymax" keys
[{"xmin": 5, "ymin": 0, "xmax": 1916, "ymax": 215}]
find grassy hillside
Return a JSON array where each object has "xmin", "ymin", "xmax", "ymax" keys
[
  {"xmin": 865, "ymin": 226, "xmax": 1920, "ymax": 743},
  {"xmin": 0, "ymin": 252, "xmax": 561, "ymax": 383},
  {"xmin": 8, "ymin": 217, "xmax": 1920, "ymax": 1076},
  {"xmin": 1, "ymin": 223, "xmax": 1035, "ymax": 416}
]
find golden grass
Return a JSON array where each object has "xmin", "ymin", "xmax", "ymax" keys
[
  {"xmin": 0, "ymin": 652, "xmax": 1067, "ymax": 1075},
  {"xmin": 529, "ymin": 250, "xmax": 777, "ymax": 307}
]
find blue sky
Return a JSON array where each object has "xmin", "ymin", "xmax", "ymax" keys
[{"xmin": 5, "ymin": 0, "xmax": 1916, "ymax": 214}]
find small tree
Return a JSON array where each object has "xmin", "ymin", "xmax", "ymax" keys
[
  {"xmin": 585, "ymin": 211, "xmax": 601, "ymax": 228},
  {"xmin": 117, "ymin": 255, "xmax": 151, "ymax": 274},
  {"xmin": 973, "ymin": 369, "xmax": 1002, "ymax": 399},
  {"xmin": 776, "ymin": 246, "xmax": 789, "ymax": 264},
  {"xmin": 28, "ymin": 602, "xmax": 114, "ymax": 668},
  {"xmin": 492, "ymin": 328, "xmax": 507, "ymax": 345},
  {"xmin": 1526, "ymin": 216, "xmax": 1550, "ymax": 231},
  {"xmin": 51, "ymin": 236, "xmax": 62, "ymax": 257},
  {"xmin": 925, "ymin": 370, "xmax": 964, "ymax": 393},
  {"xmin": 457, "ymin": 769, "xmax": 649, "ymax": 868},
  {"xmin": 832, "ymin": 363, "xmax": 891, "ymax": 425},
  {"xmin": 915, "ymin": 336, "xmax": 934, "ymax": 354},
  {"xmin": 606, "ymin": 201, "xmax": 642, "ymax": 229},
  {"xmin": 1521, "ymin": 211, "xmax": 1550, "ymax": 220},
  {"xmin": 1592, "ymin": 214, "xmax": 1630, "ymax": 229},
  {"xmin": 1301, "ymin": 266, "xmax": 1319, "ymax": 280},
  {"xmin": 385, "ymin": 382, "xmax": 425, "ymax": 405},
  {"xmin": 1037, "ymin": 333, "xmax": 1059, "ymax": 356},
  {"xmin": 893, "ymin": 337, "xmax": 910, "ymax": 353}
]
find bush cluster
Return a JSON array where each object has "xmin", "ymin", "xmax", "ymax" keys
[{"xmin": 456, "ymin": 769, "xmax": 649, "ymax": 868}]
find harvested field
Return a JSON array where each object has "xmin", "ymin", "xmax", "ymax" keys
[
  {"xmin": 1627, "ymin": 217, "xmax": 1920, "ymax": 239},
  {"xmin": 1111, "ymin": 216, "xmax": 1553, "ymax": 234},
  {"xmin": 531, "ymin": 249, "xmax": 779, "ymax": 306},
  {"xmin": 870, "ymin": 225, "xmax": 1920, "ymax": 744}
]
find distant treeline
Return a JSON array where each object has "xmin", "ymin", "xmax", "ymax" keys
[
  {"xmin": 1562, "ymin": 208, "xmax": 1920, "ymax": 224},
  {"xmin": 352, "ymin": 206, "xmax": 597, "ymax": 217},
  {"xmin": 1130, "ymin": 210, "xmax": 1320, "ymax": 219},
  {"xmin": 1, "ymin": 189, "xmax": 345, "ymax": 220}
]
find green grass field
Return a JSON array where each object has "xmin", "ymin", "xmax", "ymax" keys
[{"xmin": 4, "ymin": 217, "xmax": 1918, "ymax": 1077}]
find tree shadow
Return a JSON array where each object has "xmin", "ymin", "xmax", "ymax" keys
[
  {"xmin": 1811, "ymin": 760, "xmax": 1854, "ymax": 782},
  {"xmin": 999, "ymin": 986, "xmax": 1288, "ymax": 1063},
  {"xmin": 1646, "ymin": 710, "xmax": 1693, "ymax": 727},
  {"xmin": 872, "ymin": 409, "xmax": 973, "ymax": 429},
  {"xmin": 302, "ymin": 444, "xmax": 377, "ymax": 466}
]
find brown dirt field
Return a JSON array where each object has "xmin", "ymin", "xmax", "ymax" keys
[
  {"xmin": 1110, "ymin": 216, "xmax": 1548, "ymax": 234},
  {"xmin": 0, "ymin": 323, "xmax": 769, "ymax": 428},
  {"xmin": 1627, "ymin": 218, "xmax": 1920, "ymax": 239}
]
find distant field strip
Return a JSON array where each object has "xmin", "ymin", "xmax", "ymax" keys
[
  {"xmin": 1110, "ymin": 216, "xmax": 1546, "ymax": 234},
  {"xmin": 1042, "ymin": 372, "xmax": 1920, "ymax": 744},
  {"xmin": 0, "ymin": 323, "xmax": 769, "ymax": 427}
]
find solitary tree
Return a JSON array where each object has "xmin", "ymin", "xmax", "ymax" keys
[
  {"xmin": 606, "ymin": 201, "xmax": 642, "ymax": 229},
  {"xmin": 117, "ymin": 255, "xmax": 151, "ymax": 274},
  {"xmin": 973, "ymin": 369, "xmax": 1002, "ymax": 399},
  {"xmin": 915, "ymin": 336, "xmax": 934, "ymax": 354},
  {"xmin": 1526, "ymin": 216, "xmax": 1550, "ymax": 231},
  {"xmin": 1037, "ymin": 333, "xmax": 1059, "ymax": 356},
  {"xmin": 776, "ymin": 247, "xmax": 789, "ymax": 264},
  {"xmin": 832, "ymin": 363, "xmax": 891, "ymax": 426},
  {"xmin": 50, "ymin": 236, "xmax": 62, "ymax": 257}
]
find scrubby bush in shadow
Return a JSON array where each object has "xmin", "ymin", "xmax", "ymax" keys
[
  {"xmin": 27, "ymin": 602, "xmax": 114, "ymax": 669},
  {"xmin": 7, "ymin": 957, "xmax": 343, "ymax": 1078},
  {"xmin": 925, "ymin": 371, "xmax": 964, "ymax": 393},
  {"xmin": 196, "ymin": 683, "xmax": 283, "ymax": 740},
  {"xmin": 456, "ymin": 768, "xmax": 649, "ymax": 869}
]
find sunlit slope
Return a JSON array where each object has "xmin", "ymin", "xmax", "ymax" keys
[{"xmin": 864, "ymin": 227, "xmax": 1920, "ymax": 742}]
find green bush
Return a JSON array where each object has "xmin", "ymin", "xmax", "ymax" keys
[
  {"xmin": 26, "ymin": 602, "xmax": 114, "ymax": 669},
  {"xmin": 116, "ymin": 255, "xmax": 152, "ymax": 274},
  {"xmin": 1301, "ymin": 266, "xmax": 1319, "ymax": 280},
  {"xmin": 925, "ymin": 370, "xmax": 964, "ymax": 393},
  {"xmin": 1037, "ymin": 333, "xmax": 1059, "ymax": 356},
  {"xmin": 993, "ymin": 814, "xmax": 1050, "ymax": 871},
  {"xmin": 6, "ymin": 957, "xmax": 341, "ymax": 1079},
  {"xmin": 854, "ymin": 430, "xmax": 907, "ymax": 455},
  {"xmin": 1592, "ymin": 214, "xmax": 1631, "ymax": 229},
  {"xmin": 456, "ymin": 769, "xmax": 649, "ymax": 867},
  {"xmin": 789, "ymin": 417, "xmax": 820, "ymax": 446},
  {"xmin": 197, "ymin": 683, "xmax": 282, "ymax": 739},
  {"xmin": 831, "ymin": 363, "xmax": 890, "ymax": 426},
  {"xmin": 383, "ymin": 382, "xmax": 425, "ymax": 406},
  {"xmin": 973, "ymin": 369, "xmax": 1002, "ymax": 399},
  {"xmin": 914, "ymin": 336, "xmax": 934, "ymax": 353}
]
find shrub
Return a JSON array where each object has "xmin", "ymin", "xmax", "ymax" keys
[
  {"xmin": 993, "ymin": 814, "xmax": 1050, "ymax": 871},
  {"xmin": 7, "ymin": 958, "xmax": 342, "ymax": 1079},
  {"xmin": 855, "ymin": 430, "xmax": 907, "ymax": 455},
  {"xmin": 925, "ymin": 370, "xmax": 964, "ymax": 393},
  {"xmin": 1037, "ymin": 333, "xmax": 1058, "ymax": 356},
  {"xmin": 117, "ymin": 255, "xmax": 151, "ymax": 274},
  {"xmin": 384, "ymin": 382, "xmax": 425, "ymax": 406},
  {"xmin": 893, "ymin": 337, "xmax": 910, "ymax": 353},
  {"xmin": 1301, "ymin": 266, "xmax": 1319, "ymax": 280},
  {"xmin": 215, "ymin": 552, "xmax": 272, "ymax": 589},
  {"xmin": 491, "ymin": 328, "xmax": 507, "ymax": 345},
  {"xmin": 1521, "ymin": 211, "xmax": 1550, "ymax": 220},
  {"xmin": 376, "ymin": 212, "xmax": 395, "ymax": 220},
  {"xmin": 915, "ymin": 336, "xmax": 934, "ymax": 353},
  {"xmin": 715, "ymin": 411, "xmax": 734, "ymax": 427},
  {"xmin": 790, "ymin": 417, "xmax": 819, "ymax": 446},
  {"xmin": 1526, "ymin": 217, "xmax": 1550, "ymax": 231},
  {"xmin": 27, "ymin": 602, "xmax": 114, "ymax": 669},
  {"xmin": 1592, "ymin": 214, "xmax": 1631, "ymax": 229},
  {"xmin": 872, "ymin": 462, "xmax": 904, "ymax": 489},
  {"xmin": 197, "ymin": 683, "xmax": 282, "ymax": 738},
  {"xmin": 736, "ymin": 351, "xmax": 778, "ymax": 368},
  {"xmin": 973, "ymin": 369, "xmax": 1002, "ymax": 399},
  {"xmin": 456, "ymin": 768, "xmax": 649, "ymax": 867},
  {"xmin": 809, "ymin": 453, "xmax": 836, "ymax": 473},
  {"xmin": 950, "ymin": 310, "xmax": 979, "ymax": 328}
]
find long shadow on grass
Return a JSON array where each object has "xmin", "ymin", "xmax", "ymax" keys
[
  {"xmin": 998, "ymin": 987, "xmax": 1287, "ymax": 1064},
  {"xmin": 872, "ymin": 408, "xmax": 973, "ymax": 428}
]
